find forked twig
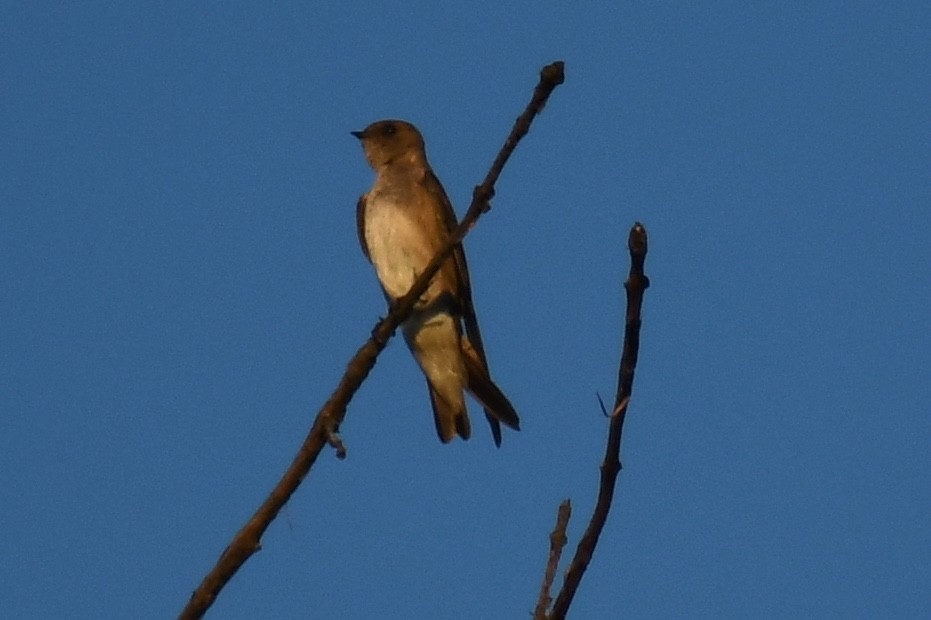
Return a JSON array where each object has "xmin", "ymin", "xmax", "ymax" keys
[{"xmin": 538, "ymin": 222, "xmax": 649, "ymax": 620}]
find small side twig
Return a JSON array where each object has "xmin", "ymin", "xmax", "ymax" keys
[
  {"xmin": 541, "ymin": 222, "xmax": 650, "ymax": 620},
  {"xmin": 323, "ymin": 420, "xmax": 347, "ymax": 460},
  {"xmin": 178, "ymin": 61, "xmax": 565, "ymax": 620},
  {"xmin": 534, "ymin": 500, "xmax": 572, "ymax": 620}
]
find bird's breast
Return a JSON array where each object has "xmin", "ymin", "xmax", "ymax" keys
[{"xmin": 364, "ymin": 195, "xmax": 433, "ymax": 300}]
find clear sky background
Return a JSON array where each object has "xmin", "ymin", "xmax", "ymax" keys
[{"xmin": 2, "ymin": 2, "xmax": 928, "ymax": 618}]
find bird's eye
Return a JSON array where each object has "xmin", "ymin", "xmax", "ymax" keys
[{"xmin": 384, "ymin": 123, "xmax": 397, "ymax": 136}]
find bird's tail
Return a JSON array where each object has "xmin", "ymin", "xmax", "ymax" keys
[
  {"xmin": 461, "ymin": 336, "xmax": 520, "ymax": 446},
  {"xmin": 405, "ymin": 310, "xmax": 472, "ymax": 443},
  {"xmin": 426, "ymin": 382, "xmax": 471, "ymax": 443}
]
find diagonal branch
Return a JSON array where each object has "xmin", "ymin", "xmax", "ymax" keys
[
  {"xmin": 543, "ymin": 222, "xmax": 650, "ymax": 620},
  {"xmin": 178, "ymin": 61, "xmax": 565, "ymax": 620}
]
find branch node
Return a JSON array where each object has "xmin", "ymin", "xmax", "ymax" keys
[
  {"xmin": 370, "ymin": 322, "xmax": 389, "ymax": 347},
  {"xmin": 472, "ymin": 184, "xmax": 495, "ymax": 210},
  {"xmin": 541, "ymin": 60, "xmax": 566, "ymax": 85},
  {"xmin": 611, "ymin": 395, "xmax": 630, "ymax": 418},
  {"xmin": 323, "ymin": 418, "xmax": 347, "ymax": 459}
]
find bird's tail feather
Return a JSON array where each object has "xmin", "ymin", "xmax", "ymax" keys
[
  {"xmin": 461, "ymin": 336, "xmax": 520, "ymax": 446},
  {"xmin": 427, "ymin": 383, "xmax": 471, "ymax": 443}
]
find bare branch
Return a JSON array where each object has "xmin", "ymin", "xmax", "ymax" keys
[
  {"xmin": 534, "ymin": 500, "xmax": 572, "ymax": 620},
  {"xmin": 178, "ymin": 61, "xmax": 566, "ymax": 620},
  {"xmin": 545, "ymin": 223, "xmax": 650, "ymax": 620}
]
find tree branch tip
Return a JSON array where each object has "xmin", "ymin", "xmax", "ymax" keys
[
  {"xmin": 627, "ymin": 223, "xmax": 648, "ymax": 254},
  {"xmin": 554, "ymin": 501, "xmax": 572, "ymax": 539},
  {"xmin": 541, "ymin": 61, "xmax": 566, "ymax": 84}
]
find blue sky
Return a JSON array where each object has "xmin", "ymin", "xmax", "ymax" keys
[{"xmin": 2, "ymin": 2, "xmax": 928, "ymax": 618}]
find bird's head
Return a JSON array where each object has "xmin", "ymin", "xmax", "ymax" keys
[{"xmin": 352, "ymin": 119, "xmax": 427, "ymax": 170}]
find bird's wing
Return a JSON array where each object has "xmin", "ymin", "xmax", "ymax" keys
[
  {"xmin": 356, "ymin": 193, "xmax": 371, "ymax": 262},
  {"xmin": 421, "ymin": 170, "xmax": 484, "ymax": 350},
  {"xmin": 422, "ymin": 168, "xmax": 504, "ymax": 444}
]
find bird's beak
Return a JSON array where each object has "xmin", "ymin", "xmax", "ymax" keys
[{"xmin": 350, "ymin": 130, "xmax": 365, "ymax": 140}]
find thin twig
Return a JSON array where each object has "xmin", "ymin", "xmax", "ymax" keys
[
  {"xmin": 546, "ymin": 223, "xmax": 649, "ymax": 620},
  {"xmin": 534, "ymin": 500, "xmax": 572, "ymax": 620},
  {"xmin": 178, "ymin": 61, "xmax": 565, "ymax": 620}
]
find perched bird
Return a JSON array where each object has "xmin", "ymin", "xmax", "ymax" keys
[{"xmin": 353, "ymin": 119, "xmax": 520, "ymax": 445}]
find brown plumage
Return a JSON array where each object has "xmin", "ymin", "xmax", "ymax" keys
[{"xmin": 353, "ymin": 119, "xmax": 519, "ymax": 445}]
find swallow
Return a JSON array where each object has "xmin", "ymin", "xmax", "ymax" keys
[{"xmin": 353, "ymin": 119, "xmax": 520, "ymax": 445}]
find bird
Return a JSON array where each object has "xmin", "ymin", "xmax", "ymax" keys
[{"xmin": 352, "ymin": 119, "xmax": 520, "ymax": 445}]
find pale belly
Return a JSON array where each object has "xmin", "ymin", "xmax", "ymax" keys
[{"xmin": 364, "ymin": 198, "xmax": 433, "ymax": 300}]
